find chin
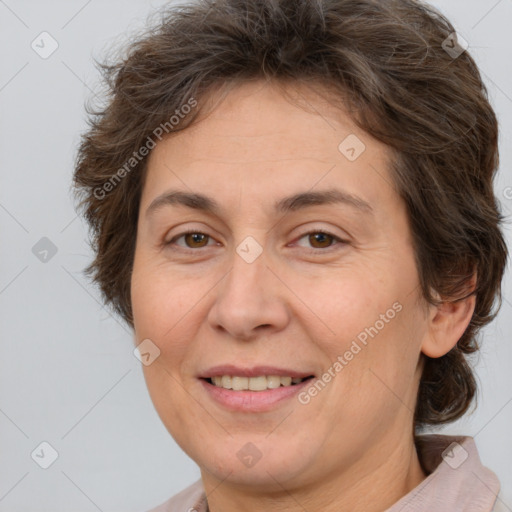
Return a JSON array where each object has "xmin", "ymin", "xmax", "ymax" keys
[{"xmin": 193, "ymin": 437, "xmax": 318, "ymax": 489}]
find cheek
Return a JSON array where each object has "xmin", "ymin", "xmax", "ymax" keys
[
  {"xmin": 307, "ymin": 271, "xmax": 399, "ymax": 348},
  {"xmin": 131, "ymin": 258, "xmax": 222, "ymax": 388},
  {"xmin": 342, "ymin": 299, "xmax": 425, "ymax": 417},
  {"xmin": 317, "ymin": 312, "xmax": 423, "ymax": 439},
  {"xmin": 310, "ymin": 266, "xmax": 424, "ymax": 403},
  {"xmin": 131, "ymin": 258, "xmax": 201, "ymax": 337}
]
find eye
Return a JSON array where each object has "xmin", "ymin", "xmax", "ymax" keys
[
  {"xmin": 164, "ymin": 229, "xmax": 347, "ymax": 253},
  {"xmin": 294, "ymin": 230, "xmax": 347, "ymax": 252},
  {"xmin": 165, "ymin": 230, "xmax": 217, "ymax": 250}
]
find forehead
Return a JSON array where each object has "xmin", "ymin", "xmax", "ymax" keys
[
  {"xmin": 142, "ymin": 80, "xmax": 397, "ymax": 216},
  {"xmin": 155, "ymin": 80, "xmax": 365, "ymax": 160}
]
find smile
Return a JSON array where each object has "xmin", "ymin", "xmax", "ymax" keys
[
  {"xmin": 200, "ymin": 372, "xmax": 316, "ymax": 412},
  {"xmin": 207, "ymin": 375, "xmax": 310, "ymax": 391}
]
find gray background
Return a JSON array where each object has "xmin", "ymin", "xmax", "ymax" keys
[{"xmin": 0, "ymin": 0, "xmax": 511, "ymax": 511}]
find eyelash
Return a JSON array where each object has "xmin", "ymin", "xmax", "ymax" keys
[{"xmin": 164, "ymin": 229, "xmax": 347, "ymax": 254}]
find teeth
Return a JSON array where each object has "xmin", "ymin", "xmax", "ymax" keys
[
  {"xmin": 267, "ymin": 376, "xmax": 281, "ymax": 389},
  {"xmin": 281, "ymin": 376, "xmax": 292, "ymax": 386},
  {"xmin": 232, "ymin": 376, "xmax": 248, "ymax": 391},
  {"xmin": 248, "ymin": 376, "xmax": 267, "ymax": 391},
  {"xmin": 209, "ymin": 375, "xmax": 306, "ymax": 391}
]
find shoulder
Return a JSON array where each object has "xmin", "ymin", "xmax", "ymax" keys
[
  {"xmin": 387, "ymin": 434, "xmax": 501, "ymax": 512},
  {"xmin": 144, "ymin": 479, "xmax": 206, "ymax": 512}
]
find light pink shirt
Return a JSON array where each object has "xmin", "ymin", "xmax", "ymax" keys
[{"xmin": 145, "ymin": 435, "xmax": 504, "ymax": 512}]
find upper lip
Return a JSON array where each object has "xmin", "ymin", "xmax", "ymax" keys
[{"xmin": 199, "ymin": 365, "xmax": 315, "ymax": 379}]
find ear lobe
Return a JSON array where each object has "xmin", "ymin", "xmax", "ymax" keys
[{"xmin": 421, "ymin": 276, "xmax": 477, "ymax": 358}]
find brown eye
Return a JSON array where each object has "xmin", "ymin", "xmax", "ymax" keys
[
  {"xmin": 183, "ymin": 232, "xmax": 209, "ymax": 248},
  {"xmin": 294, "ymin": 230, "xmax": 347, "ymax": 253},
  {"xmin": 166, "ymin": 231, "xmax": 214, "ymax": 250},
  {"xmin": 308, "ymin": 232, "xmax": 335, "ymax": 249}
]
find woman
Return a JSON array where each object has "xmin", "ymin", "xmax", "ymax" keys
[{"xmin": 73, "ymin": 0, "xmax": 508, "ymax": 510}]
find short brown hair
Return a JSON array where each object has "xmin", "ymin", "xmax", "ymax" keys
[{"xmin": 73, "ymin": 0, "xmax": 508, "ymax": 430}]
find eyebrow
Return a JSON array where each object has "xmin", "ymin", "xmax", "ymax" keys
[{"xmin": 146, "ymin": 188, "xmax": 373, "ymax": 218}]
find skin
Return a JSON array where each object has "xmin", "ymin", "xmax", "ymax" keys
[{"xmin": 130, "ymin": 79, "xmax": 475, "ymax": 512}]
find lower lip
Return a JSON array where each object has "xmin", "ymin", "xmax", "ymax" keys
[{"xmin": 200, "ymin": 378, "xmax": 313, "ymax": 412}]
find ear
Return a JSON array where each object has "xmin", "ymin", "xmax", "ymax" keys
[{"xmin": 421, "ymin": 275, "xmax": 477, "ymax": 358}]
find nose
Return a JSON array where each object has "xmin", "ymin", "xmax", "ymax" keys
[{"xmin": 207, "ymin": 246, "xmax": 290, "ymax": 341}]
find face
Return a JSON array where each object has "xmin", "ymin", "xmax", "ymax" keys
[{"xmin": 131, "ymin": 80, "xmax": 429, "ymax": 491}]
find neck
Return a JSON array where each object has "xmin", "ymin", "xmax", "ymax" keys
[{"xmin": 201, "ymin": 433, "xmax": 427, "ymax": 512}]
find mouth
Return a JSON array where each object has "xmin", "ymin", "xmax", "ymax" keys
[
  {"xmin": 203, "ymin": 375, "xmax": 315, "ymax": 391},
  {"xmin": 198, "ymin": 368, "xmax": 316, "ymax": 412}
]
